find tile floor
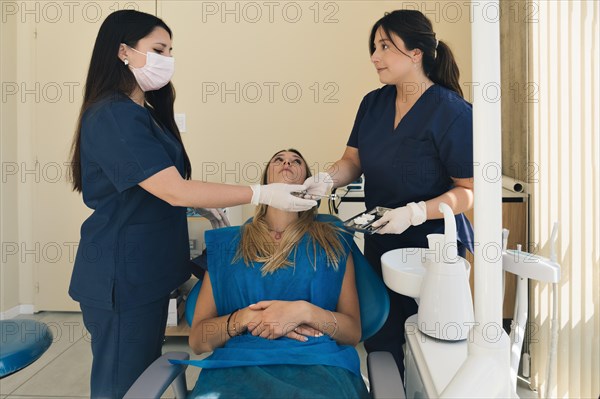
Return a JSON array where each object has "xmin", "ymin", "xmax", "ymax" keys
[
  {"xmin": 1, "ymin": 312, "xmax": 539, "ymax": 398},
  {"xmin": 1, "ymin": 312, "xmax": 204, "ymax": 399}
]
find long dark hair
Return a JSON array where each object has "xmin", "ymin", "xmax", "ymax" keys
[
  {"xmin": 369, "ymin": 10, "xmax": 463, "ymax": 98},
  {"xmin": 69, "ymin": 10, "xmax": 191, "ymax": 192}
]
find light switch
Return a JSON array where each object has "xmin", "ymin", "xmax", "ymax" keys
[{"xmin": 175, "ymin": 113, "xmax": 186, "ymax": 132}]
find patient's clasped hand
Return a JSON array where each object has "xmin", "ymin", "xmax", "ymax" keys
[{"xmin": 183, "ymin": 149, "xmax": 370, "ymax": 398}]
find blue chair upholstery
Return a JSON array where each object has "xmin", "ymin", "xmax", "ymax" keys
[
  {"xmin": 125, "ymin": 215, "xmax": 397, "ymax": 399},
  {"xmin": 184, "ymin": 283, "xmax": 200, "ymax": 328},
  {"xmin": 185, "ymin": 214, "xmax": 389, "ymax": 341},
  {"xmin": 352, "ymin": 240, "xmax": 390, "ymax": 341},
  {"xmin": 0, "ymin": 319, "xmax": 53, "ymax": 378}
]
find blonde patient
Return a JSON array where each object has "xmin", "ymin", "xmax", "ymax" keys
[{"xmin": 186, "ymin": 149, "xmax": 370, "ymax": 398}]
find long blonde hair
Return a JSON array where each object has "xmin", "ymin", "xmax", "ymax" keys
[{"xmin": 235, "ymin": 149, "xmax": 350, "ymax": 275}]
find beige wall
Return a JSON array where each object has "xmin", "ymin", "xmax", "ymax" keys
[
  {"xmin": 1, "ymin": 5, "xmax": 20, "ymax": 315},
  {"xmin": 0, "ymin": 1, "xmax": 473, "ymax": 312},
  {"xmin": 160, "ymin": 0, "xmax": 473, "ymax": 217}
]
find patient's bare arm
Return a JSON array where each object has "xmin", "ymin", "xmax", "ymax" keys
[
  {"xmin": 246, "ymin": 254, "xmax": 362, "ymax": 346},
  {"xmin": 189, "ymin": 273, "xmax": 263, "ymax": 354}
]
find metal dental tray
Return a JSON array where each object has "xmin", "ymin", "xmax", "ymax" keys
[{"xmin": 342, "ymin": 207, "xmax": 392, "ymax": 234}]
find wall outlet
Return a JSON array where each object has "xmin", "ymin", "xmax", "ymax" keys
[{"xmin": 175, "ymin": 113, "xmax": 186, "ymax": 132}]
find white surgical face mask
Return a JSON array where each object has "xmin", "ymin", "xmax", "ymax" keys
[{"xmin": 126, "ymin": 45, "xmax": 175, "ymax": 92}]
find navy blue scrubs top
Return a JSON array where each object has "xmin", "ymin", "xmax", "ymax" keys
[
  {"xmin": 347, "ymin": 84, "xmax": 474, "ymax": 253},
  {"xmin": 69, "ymin": 94, "xmax": 191, "ymax": 310}
]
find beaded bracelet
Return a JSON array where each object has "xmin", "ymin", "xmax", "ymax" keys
[
  {"xmin": 226, "ymin": 309, "xmax": 239, "ymax": 338},
  {"xmin": 328, "ymin": 310, "xmax": 338, "ymax": 338}
]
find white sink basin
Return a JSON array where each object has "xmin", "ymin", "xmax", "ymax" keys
[{"xmin": 381, "ymin": 248, "xmax": 428, "ymax": 298}]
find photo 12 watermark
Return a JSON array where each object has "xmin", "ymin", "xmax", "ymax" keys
[
  {"xmin": 1, "ymin": 1, "xmax": 140, "ymax": 24},
  {"xmin": 397, "ymin": 1, "xmax": 539, "ymax": 24},
  {"xmin": 200, "ymin": 81, "xmax": 339, "ymax": 104},
  {"xmin": 405, "ymin": 320, "xmax": 540, "ymax": 343},
  {"xmin": 2, "ymin": 161, "xmax": 73, "ymax": 184},
  {"xmin": 0, "ymin": 320, "xmax": 91, "ymax": 344},
  {"xmin": 2, "ymin": 81, "xmax": 82, "ymax": 104},
  {"xmin": 196, "ymin": 160, "xmax": 337, "ymax": 184},
  {"xmin": 199, "ymin": 1, "xmax": 339, "ymax": 24},
  {"xmin": 2, "ymin": 241, "xmax": 81, "ymax": 264}
]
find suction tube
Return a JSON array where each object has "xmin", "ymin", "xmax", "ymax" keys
[
  {"xmin": 439, "ymin": 202, "xmax": 458, "ymax": 263},
  {"xmin": 502, "ymin": 175, "xmax": 528, "ymax": 194}
]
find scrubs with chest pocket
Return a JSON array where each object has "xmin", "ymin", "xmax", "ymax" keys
[
  {"xmin": 69, "ymin": 94, "xmax": 191, "ymax": 398},
  {"xmin": 347, "ymin": 84, "xmax": 474, "ymax": 377}
]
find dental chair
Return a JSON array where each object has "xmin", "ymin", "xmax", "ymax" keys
[
  {"xmin": 125, "ymin": 214, "xmax": 404, "ymax": 399},
  {"xmin": 0, "ymin": 319, "xmax": 53, "ymax": 378}
]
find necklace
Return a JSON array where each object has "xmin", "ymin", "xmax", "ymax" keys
[{"xmin": 267, "ymin": 227, "xmax": 286, "ymax": 240}]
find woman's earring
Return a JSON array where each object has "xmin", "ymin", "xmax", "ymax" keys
[{"xmin": 123, "ymin": 58, "xmax": 129, "ymax": 65}]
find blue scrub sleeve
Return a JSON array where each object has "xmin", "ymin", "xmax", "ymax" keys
[
  {"xmin": 433, "ymin": 108, "xmax": 474, "ymax": 179},
  {"xmin": 81, "ymin": 101, "xmax": 175, "ymax": 193},
  {"xmin": 346, "ymin": 96, "xmax": 369, "ymax": 149}
]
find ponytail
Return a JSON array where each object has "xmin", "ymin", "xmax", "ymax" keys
[
  {"xmin": 429, "ymin": 40, "xmax": 463, "ymax": 97},
  {"xmin": 370, "ymin": 10, "xmax": 464, "ymax": 98}
]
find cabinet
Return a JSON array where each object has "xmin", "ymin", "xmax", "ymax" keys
[
  {"xmin": 165, "ymin": 214, "xmax": 210, "ymax": 337},
  {"xmin": 165, "ymin": 315, "xmax": 191, "ymax": 336},
  {"xmin": 464, "ymin": 190, "xmax": 529, "ymax": 318},
  {"xmin": 165, "ymin": 277, "xmax": 197, "ymax": 337}
]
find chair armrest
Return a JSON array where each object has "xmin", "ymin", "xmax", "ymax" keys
[
  {"xmin": 124, "ymin": 351, "xmax": 189, "ymax": 399},
  {"xmin": 367, "ymin": 351, "xmax": 406, "ymax": 399}
]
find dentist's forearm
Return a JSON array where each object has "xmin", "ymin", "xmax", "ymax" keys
[
  {"xmin": 326, "ymin": 146, "xmax": 362, "ymax": 189},
  {"xmin": 176, "ymin": 180, "xmax": 253, "ymax": 208},
  {"xmin": 139, "ymin": 166, "xmax": 254, "ymax": 208},
  {"xmin": 425, "ymin": 185, "xmax": 474, "ymax": 220}
]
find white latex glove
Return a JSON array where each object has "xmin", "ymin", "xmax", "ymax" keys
[
  {"xmin": 250, "ymin": 183, "xmax": 317, "ymax": 212},
  {"xmin": 194, "ymin": 208, "xmax": 231, "ymax": 228},
  {"xmin": 372, "ymin": 201, "xmax": 427, "ymax": 235},
  {"xmin": 302, "ymin": 172, "xmax": 334, "ymax": 198}
]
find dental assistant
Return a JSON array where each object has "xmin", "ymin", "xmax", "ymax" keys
[
  {"xmin": 305, "ymin": 10, "xmax": 474, "ymax": 378},
  {"xmin": 68, "ymin": 10, "xmax": 315, "ymax": 398}
]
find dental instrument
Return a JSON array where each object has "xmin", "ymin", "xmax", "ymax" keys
[{"xmin": 291, "ymin": 191, "xmax": 337, "ymax": 200}]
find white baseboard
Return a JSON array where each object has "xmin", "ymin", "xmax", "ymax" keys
[
  {"xmin": 20, "ymin": 304, "xmax": 34, "ymax": 314},
  {"xmin": 0, "ymin": 304, "xmax": 34, "ymax": 320},
  {"xmin": 0, "ymin": 305, "xmax": 20, "ymax": 320}
]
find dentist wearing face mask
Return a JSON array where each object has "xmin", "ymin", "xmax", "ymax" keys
[
  {"xmin": 304, "ymin": 10, "xmax": 475, "ymax": 379},
  {"xmin": 68, "ymin": 10, "xmax": 315, "ymax": 398}
]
